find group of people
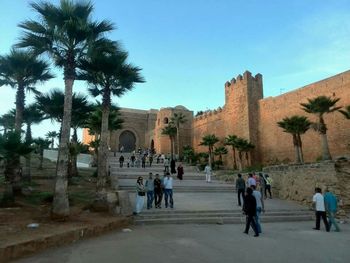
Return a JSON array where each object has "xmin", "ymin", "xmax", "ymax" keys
[
  {"xmin": 118, "ymin": 153, "xmax": 154, "ymax": 168},
  {"xmin": 312, "ymin": 187, "xmax": 340, "ymax": 232},
  {"xmin": 235, "ymin": 173, "xmax": 269, "ymax": 237},
  {"xmin": 134, "ymin": 172, "xmax": 174, "ymax": 214}
]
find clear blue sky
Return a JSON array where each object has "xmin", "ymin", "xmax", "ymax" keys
[{"xmin": 1, "ymin": 0, "xmax": 350, "ymax": 139}]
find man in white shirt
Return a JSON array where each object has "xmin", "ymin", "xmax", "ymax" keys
[
  {"xmin": 247, "ymin": 173, "xmax": 256, "ymax": 188},
  {"xmin": 163, "ymin": 172, "xmax": 174, "ymax": 208},
  {"xmin": 204, "ymin": 164, "xmax": 212, "ymax": 183},
  {"xmin": 252, "ymin": 185, "xmax": 264, "ymax": 234},
  {"xmin": 312, "ymin": 187, "xmax": 330, "ymax": 231}
]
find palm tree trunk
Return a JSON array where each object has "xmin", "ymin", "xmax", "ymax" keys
[
  {"xmin": 52, "ymin": 77, "xmax": 73, "ymax": 219},
  {"xmin": 15, "ymin": 84, "xmax": 25, "ymax": 132},
  {"xmin": 293, "ymin": 135, "xmax": 301, "ymax": 164},
  {"xmin": 170, "ymin": 137, "xmax": 174, "ymax": 160},
  {"xmin": 176, "ymin": 125, "xmax": 180, "ymax": 158},
  {"xmin": 70, "ymin": 128, "xmax": 78, "ymax": 177},
  {"xmin": 232, "ymin": 146, "xmax": 237, "ymax": 170},
  {"xmin": 94, "ymin": 89, "xmax": 111, "ymax": 210},
  {"xmin": 245, "ymin": 152, "xmax": 249, "ymax": 167},
  {"xmin": 208, "ymin": 147, "xmax": 212, "ymax": 168},
  {"xmin": 51, "ymin": 138, "xmax": 54, "ymax": 149},
  {"xmin": 321, "ymin": 133, "xmax": 332, "ymax": 160},
  {"xmin": 39, "ymin": 149, "xmax": 44, "ymax": 169},
  {"xmin": 23, "ymin": 123, "xmax": 32, "ymax": 181},
  {"xmin": 238, "ymin": 152, "xmax": 243, "ymax": 171},
  {"xmin": 297, "ymin": 134, "xmax": 304, "ymax": 163}
]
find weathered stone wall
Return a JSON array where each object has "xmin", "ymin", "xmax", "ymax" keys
[
  {"xmin": 263, "ymin": 158, "xmax": 350, "ymax": 215},
  {"xmin": 258, "ymin": 70, "xmax": 350, "ymax": 164}
]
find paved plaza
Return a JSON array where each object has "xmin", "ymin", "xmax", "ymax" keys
[
  {"xmin": 15, "ymin": 222, "xmax": 350, "ymax": 263},
  {"xmin": 14, "ymin": 158, "xmax": 350, "ymax": 262}
]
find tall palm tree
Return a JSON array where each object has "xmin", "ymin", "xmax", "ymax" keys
[
  {"xmin": 37, "ymin": 89, "xmax": 93, "ymax": 177},
  {"xmin": 79, "ymin": 44, "xmax": 143, "ymax": 205},
  {"xmin": 0, "ymin": 49, "xmax": 53, "ymax": 132},
  {"xmin": 339, "ymin": 105, "xmax": 350, "ymax": 119},
  {"xmin": 225, "ymin": 134, "xmax": 238, "ymax": 170},
  {"xmin": 0, "ymin": 131, "xmax": 33, "ymax": 204},
  {"xmin": 277, "ymin": 115, "xmax": 311, "ymax": 163},
  {"xmin": 46, "ymin": 131, "xmax": 59, "ymax": 149},
  {"xmin": 17, "ymin": 0, "xmax": 115, "ymax": 218},
  {"xmin": 32, "ymin": 137, "xmax": 51, "ymax": 170},
  {"xmin": 214, "ymin": 146, "xmax": 228, "ymax": 168},
  {"xmin": 0, "ymin": 111, "xmax": 15, "ymax": 135},
  {"xmin": 301, "ymin": 96, "xmax": 341, "ymax": 160},
  {"xmin": 234, "ymin": 137, "xmax": 252, "ymax": 171},
  {"xmin": 199, "ymin": 134, "xmax": 219, "ymax": 168},
  {"xmin": 170, "ymin": 112, "xmax": 187, "ymax": 159},
  {"xmin": 22, "ymin": 104, "xmax": 45, "ymax": 181},
  {"xmin": 162, "ymin": 123, "xmax": 177, "ymax": 160}
]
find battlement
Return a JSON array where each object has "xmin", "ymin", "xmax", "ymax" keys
[
  {"xmin": 224, "ymin": 70, "xmax": 262, "ymax": 88},
  {"xmin": 193, "ymin": 106, "xmax": 223, "ymax": 122}
]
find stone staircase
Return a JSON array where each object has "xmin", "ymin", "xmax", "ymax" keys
[
  {"xmin": 134, "ymin": 209, "xmax": 314, "ymax": 225},
  {"xmin": 108, "ymin": 153, "xmax": 314, "ymax": 225}
]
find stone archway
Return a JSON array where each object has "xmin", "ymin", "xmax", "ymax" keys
[{"xmin": 119, "ymin": 130, "xmax": 136, "ymax": 152}]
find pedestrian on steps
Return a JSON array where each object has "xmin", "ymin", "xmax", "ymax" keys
[
  {"xmin": 236, "ymin": 173, "xmax": 245, "ymax": 206},
  {"xmin": 243, "ymin": 187, "xmax": 259, "ymax": 237},
  {"xmin": 134, "ymin": 176, "xmax": 145, "ymax": 215},
  {"xmin": 145, "ymin": 173, "xmax": 154, "ymax": 209},
  {"xmin": 154, "ymin": 174, "xmax": 163, "ymax": 208},
  {"xmin": 204, "ymin": 163, "xmax": 212, "ymax": 183},
  {"xmin": 177, "ymin": 163, "xmax": 184, "ymax": 180},
  {"xmin": 312, "ymin": 187, "xmax": 330, "ymax": 232},
  {"xmin": 119, "ymin": 155, "xmax": 124, "ymax": 168}
]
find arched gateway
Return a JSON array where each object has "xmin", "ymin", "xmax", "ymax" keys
[{"xmin": 119, "ymin": 130, "xmax": 136, "ymax": 152}]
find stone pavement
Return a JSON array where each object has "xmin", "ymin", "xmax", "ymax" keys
[{"xmin": 14, "ymin": 222, "xmax": 350, "ymax": 263}]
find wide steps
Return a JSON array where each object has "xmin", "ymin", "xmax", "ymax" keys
[
  {"xmin": 119, "ymin": 186, "xmax": 234, "ymax": 192},
  {"xmin": 134, "ymin": 209, "xmax": 313, "ymax": 225}
]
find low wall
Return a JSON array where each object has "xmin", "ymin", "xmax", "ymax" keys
[
  {"xmin": 263, "ymin": 158, "xmax": 350, "ymax": 216},
  {"xmin": 44, "ymin": 150, "xmax": 92, "ymax": 168}
]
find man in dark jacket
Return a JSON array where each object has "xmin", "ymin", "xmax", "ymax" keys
[
  {"xmin": 236, "ymin": 173, "xmax": 245, "ymax": 206},
  {"xmin": 243, "ymin": 187, "xmax": 259, "ymax": 237},
  {"xmin": 154, "ymin": 174, "xmax": 163, "ymax": 208}
]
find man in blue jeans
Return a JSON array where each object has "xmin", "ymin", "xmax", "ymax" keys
[
  {"xmin": 163, "ymin": 172, "xmax": 174, "ymax": 208},
  {"xmin": 324, "ymin": 187, "xmax": 340, "ymax": 232},
  {"xmin": 145, "ymin": 173, "xmax": 154, "ymax": 209},
  {"xmin": 252, "ymin": 185, "xmax": 264, "ymax": 233}
]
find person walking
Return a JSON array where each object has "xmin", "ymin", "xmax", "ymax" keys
[
  {"xmin": 141, "ymin": 155, "xmax": 146, "ymax": 168},
  {"xmin": 258, "ymin": 173, "xmax": 266, "ymax": 199},
  {"xmin": 247, "ymin": 173, "xmax": 256, "ymax": 188},
  {"xmin": 119, "ymin": 155, "xmax": 125, "ymax": 168},
  {"xmin": 252, "ymin": 185, "xmax": 264, "ymax": 234},
  {"xmin": 154, "ymin": 174, "xmax": 163, "ymax": 208},
  {"xmin": 145, "ymin": 173, "xmax": 154, "ymax": 209},
  {"xmin": 170, "ymin": 159, "xmax": 176, "ymax": 174},
  {"xmin": 236, "ymin": 173, "xmax": 245, "ymax": 206},
  {"xmin": 149, "ymin": 155, "xmax": 153, "ymax": 167},
  {"xmin": 324, "ymin": 187, "xmax": 340, "ymax": 232},
  {"xmin": 243, "ymin": 187, "xmax": 259, "ymax": 237},
  {"xmin": 134, "ymin": 177, "xmax": 146, "ymax": 215},
  {"xmin": 163, "ymin": 172, "xmax": 174, "ymax": 208},
  {"xmin": 204, "ymin": 163, "xmax": 212, "ymax": 183},
  {"xmin": 177, "ymin": 163, "xmax": 184, "ymax": 180},
  {"xmin": 164, "ymin": 158, "xmax": 170, "ymax": 173},
  {"xmin": 131, "ymin": 154, "xmax": 136, "ymax": 167},
  {"xmin": 264, "ymin": 174, "xmax": 272, "ymax": 199},
  {"xmin": 312, "ymin": 187, "xmax": 330, "ymax": 231}
]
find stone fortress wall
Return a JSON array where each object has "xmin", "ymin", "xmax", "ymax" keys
[
  {"xmin": 83, "ymin": 69, "xmax": 350, "ymax": 165},
  {"xmin": 192, "ymin": 70, "xmax": 350, "ymax": 165}
]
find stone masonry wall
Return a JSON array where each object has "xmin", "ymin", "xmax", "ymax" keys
[
  {"xmin": 263, "ymin": 158, "xmax": 350, "ymax": 216},
  {"xmin": 258, "ymin": 70, "xmax": 350, "ymax": 164}
]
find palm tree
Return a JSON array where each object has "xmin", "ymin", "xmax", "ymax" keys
[
  {"xmin": 46, "ymin": 131, "xmax": 59, "ymax": 149},
  {"xmin": 214, "ymin": 146, "xmax": 228, "ymax": 168},
  {"xmin": 0, "ymin": 49, "xmax": 53, "ymax": 132},
  {"xmin": 22, "ymin": 104, "xmax": 45, "ymax": 181},
  {"xmin": 170, "ymin": 112, "xmax": 187, "ymax": 159},
  {"xmin": 277, "ymin": 115, "xmax": 311, "ymax": 163},
  {"xmin": 301, "ymin": 96, "xmax": 341, "ymax": 160},
  {"xmin": 234, "ymin": 138, "xmax": 249, "ymax": 171},
  {"xmin": 243, "ymin": 142, "xmax": 255, "ymax": 167},
  {"xmin": 18, "ymin": 0, "xmax": 115, "ymax": 218},
  {"xmin": 199, "ymin": 134, "xmax": 219, "ymax": 168},
  {"xmin": 225, "ymin": 135, "xmax": 238, "ymax": 170},
  {"xmin": 0, "ymin": 131, "xmax": 33, "ymax": 205},
  {"xmin": 162, "ymin": 123, "xmax": 177, "ymax": 160},
  {"xmin": 339, "ymin": 105, "xmax": 350, "ymax": 119},
  {"xmin": 79, "ymin": 44, "xmax": 144, "ymax": 205},
  {"xmin": 32, "ymin": 137, "xmax": 51, "ymax": 170},
  {"xmin": 0, "ymin": 111, "xmax": 15, "ymax": 135}
]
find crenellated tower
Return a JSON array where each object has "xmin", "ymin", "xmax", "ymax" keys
[{"xmin": 223, "ymin": 71, "xmax": 263, "ymax": 163}]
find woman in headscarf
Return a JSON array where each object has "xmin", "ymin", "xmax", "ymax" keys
[{"xmin": 134, "ymin": 176, "xmax": 146, "ymax": 214}]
